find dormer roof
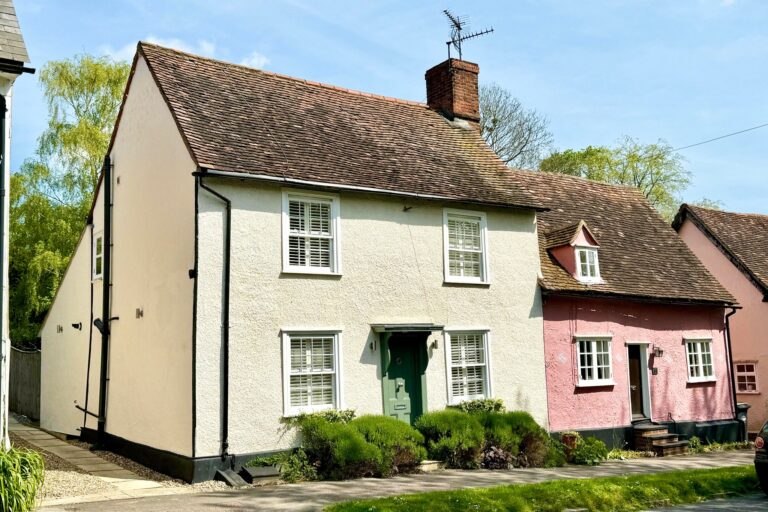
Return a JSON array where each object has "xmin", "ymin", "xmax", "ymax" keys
[{"xmin": 545, "ymin": 220, "xmax": 599, "ymax": 249}]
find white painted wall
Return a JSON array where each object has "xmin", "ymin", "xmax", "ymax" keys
[
  {"xmin": 196, "ymin": 180, "xmax": 547, "ymax": 457},
  {"xmin": 40, "ymin": 55, "xmax": 196, "ymax": 456},
  {"xmin": 40, "ymin": 231, "xmax": 92, "ymax": 435}
]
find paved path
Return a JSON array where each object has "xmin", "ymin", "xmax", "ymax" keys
[
  {"xmin": 42, "ymin": 450, "xmax": 755, "ymax": 511},
  {"xmin": 650, "ymin": 493, "xmax": 767, "ymax": 510}
]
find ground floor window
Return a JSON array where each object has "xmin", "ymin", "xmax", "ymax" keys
[
  {"xmin": 685, "ymin": 338, "xmax": 714, "ymax": 382},
  {"xmin": 575, "ymin": 337, "xmax": 613, "ymax": 386},
  {"xmin": 735, "ymin": 361, "xmax": 758, "ymax": 393},
  {"xmin": 446, "ymin": 331, "xmax": 490, "ymax": 404},
  {"xmin": 282, "ymin": 331, "xmax": 341, "ymax": 415}
]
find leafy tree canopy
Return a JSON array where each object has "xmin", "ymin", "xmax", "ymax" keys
[{"xmin": 10, "ymin": 55, "xmax": 129, "ymax": 343}]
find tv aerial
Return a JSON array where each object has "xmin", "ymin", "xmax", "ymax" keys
[{"xmin": 443, "ymin": 9, "xmax": 494, "ymax": 60}]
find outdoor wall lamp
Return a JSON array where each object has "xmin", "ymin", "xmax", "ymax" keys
[
  {"xmin": 71, "ymin": 322, "xmax": 82, "ymax": 331},
  {"xmin": 653, "ymin": 346, "xmax": 664, "ymax": 358}
]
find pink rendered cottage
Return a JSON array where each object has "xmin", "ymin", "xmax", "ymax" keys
[
  {"xmin": 515, "ymin": 171, "xmax": 740, "ymax": 451},
  {"xmin": 674, "ymin": 204, "xmax": 768, "ymax": 435}
]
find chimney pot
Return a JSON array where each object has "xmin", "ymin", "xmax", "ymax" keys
[{"xmin": 425, "ymin": 58, "xmax": 480, "ymax": 123}]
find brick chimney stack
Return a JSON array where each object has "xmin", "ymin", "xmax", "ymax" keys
[{"xmin": 425, "ymin": 58, "xmax": 480, "ymax": 123}]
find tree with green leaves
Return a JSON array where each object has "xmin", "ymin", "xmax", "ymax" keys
[
  {"xmin": 540, "ymin": 137, "xmax": 694, "ymax": 220},
  {"xmin": 479, "ymin": 83, "xmax": 553, "ymax": 169},
  {"xmin": 10, "ymin": 55, "xmax": 129, "ymax": 343}
]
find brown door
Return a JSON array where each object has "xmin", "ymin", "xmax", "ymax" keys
[{"xmin": 628, "ymin": 345, "xmax": 645, "ymax": 419}]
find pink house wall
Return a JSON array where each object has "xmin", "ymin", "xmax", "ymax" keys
[
  {"xmin": 544, "ymin": 296, "xmax": 733, "ymax": 432},
  {"xmin": 678, "ymin": 219, "xmax": 768, "ymax": 432}
]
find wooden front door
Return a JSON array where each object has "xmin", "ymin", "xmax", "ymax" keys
[
  {"xmin": 382, "ymin": 333, "xmax": 426, "ymax": 424},
  {"xmin": 628, "ymin": 345, "xmax": 646, "ymax": 419}
]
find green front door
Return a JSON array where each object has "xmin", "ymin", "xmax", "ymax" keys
[{"xmin": 382, "ymin": 333, "xmax": 427, "ymax": 424}]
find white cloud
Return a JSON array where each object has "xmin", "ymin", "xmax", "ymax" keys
[
  {"xmin": 240, "ymin": 50, "xmax": 270, "ymax": 69},
  {"xmin": 98, "ymin": 37, "xmax": 217, "ymax": 62}
]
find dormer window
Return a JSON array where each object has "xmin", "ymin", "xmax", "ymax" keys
[{"xmin": 576, "ymin": 247, "xmax": 600, "ymax": 282}]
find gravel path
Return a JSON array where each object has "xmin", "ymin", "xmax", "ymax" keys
[
  {"xmin": 10, "ymin": 433, "xmax": 115, "ymax": 499},
  {"xmin": 66, "ymin": 439, "xmax": 228, "ymax": 492}
]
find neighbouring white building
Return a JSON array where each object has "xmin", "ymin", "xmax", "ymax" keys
[{"xmin": 40, "ymin": 42, "xmax": 548, "ymax": 481}]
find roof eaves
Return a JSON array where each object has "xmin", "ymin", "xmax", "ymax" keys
[{"xmin": 539, "ymin": 286, "xmax": 737, "ymax": 308}]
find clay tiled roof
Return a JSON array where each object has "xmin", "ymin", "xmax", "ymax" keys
[
  {"xmin": 136, "ymin": 42, "xmax": 544, "ymax": 211},
  {"xmin": 0, "ymin": 0, "xmax": 29, "ymax": 63},
  {"xmin": 512, "ymin": 171, "xmax": 735, "ymax": 305},
  {"xmin": 674, "ymin": 204, "xmax": 768, "ymax": 296}
]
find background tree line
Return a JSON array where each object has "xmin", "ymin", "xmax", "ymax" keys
[{"xmin": 9, "ymin": 55, "xmax": 719, "ymax": 344}]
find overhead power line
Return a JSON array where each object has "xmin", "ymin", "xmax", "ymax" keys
[{"xmin": 673, "ymin": 122, "xmax": 768, "ymax": 151}]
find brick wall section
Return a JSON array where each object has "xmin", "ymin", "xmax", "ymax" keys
[{"xmin": 425, "ymin": 59, "xmax": 480, "ymax": 122}]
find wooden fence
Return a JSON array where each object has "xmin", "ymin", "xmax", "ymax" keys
[{"xmin": 9, "ymin": 347, "xmax": 40, "ymax": 421}]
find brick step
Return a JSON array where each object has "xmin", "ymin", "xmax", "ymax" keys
[
  {"xmin": 646, "ymin": 433, "xmax": 680, "ymax": 445},
  {"xmin": 652, "ymin": 440, "xmax": 689, "ymax": 457},
  {"xmin": 634, "ymin": 424, "xmax": 671, "ymax": 451}
]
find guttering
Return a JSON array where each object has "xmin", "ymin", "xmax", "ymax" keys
[
  {"xmin": 96, "ymin": 155, "xmax": 112, "ymax": 444},
  {"xmin": 194, "ymin": 172, "xmax": 232, "ymax": 464},
  {"xmin": 539, "ymin": 288, "xmax": 736, "ymax": 308},
  {"xmin": 724, "ymin": 306, "xmax": 741, "ymax": 420},
  {"xmin": 199, "ymin": 167, "xmax": 548, "ymax": 212}
]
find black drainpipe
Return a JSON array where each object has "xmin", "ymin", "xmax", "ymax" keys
[
  {"xmin": 195, "ymin": 171, "xmax": 232, "ymax": 464},
  {"xmin": 724, "ymin": 306, "xmax": 740, "ymax": 419},
  {"xmin": 96, "ymin": 155, "xmax": 112, "ymax": 444}
]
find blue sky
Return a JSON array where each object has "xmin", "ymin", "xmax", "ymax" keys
[{"xmin": 12, "ymin": 0, "xmax": 768, "ymax": 213}]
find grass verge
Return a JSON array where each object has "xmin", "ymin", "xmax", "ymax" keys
[{"xmin": 326, "ymin": 465, "xmax": 759, "ymax": 512}]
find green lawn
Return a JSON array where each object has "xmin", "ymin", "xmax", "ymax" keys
[{"xmin": 327, "ymin": 465, "xmax": 760, "ymax": 512}]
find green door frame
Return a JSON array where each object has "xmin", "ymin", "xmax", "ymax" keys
[{"xmin": 379, "ymin": 331, "xmax": 430, "ymax": 422}]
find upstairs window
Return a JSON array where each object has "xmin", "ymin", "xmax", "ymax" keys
[
  {"xmin": 576, "ymin": 337, "xmax": 613, "ymax": 386},
  {"xmin": 282, "ymin": 191, "xmax": 340, "ymax": 274},
  {"xmin": 447, "ymin": 331, "xmax": 490, "ymax": 404},
  {"xmin": 735, "ymin": 362, "xmax": 758, "ymax": 393},
  {"xmin": 282, "ymin": 331, "xmax": 341, "ymax": 415},
  {"xmin": 93, "ymin": 232, "xmax": 103, "ymax": 280},
  {"xmin": 575, "ymin": 247, "xmax": 600, "ymax": 282},
  {"xmin": 685, "ymin": 339, "xmax": 715, "ymax": 382},
  {"xmin": 443, "ymin": 209, "xmax": 489, "ymax": 283}
]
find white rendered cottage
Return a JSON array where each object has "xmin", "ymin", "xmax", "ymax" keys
[{"xmin": 40, "ymin": 43, "xmax": 548, "ymax": 481}]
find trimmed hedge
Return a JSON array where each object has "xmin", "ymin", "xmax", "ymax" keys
[
  {"xmin": 350, "ymin": 416, "xmax": 426, "ymax": 476},
  {"xmin": 297, "ymin": 416, "xmax": 381, "ymax": 480},
  {"xmin": 478, "ymin": 411, "xmax": 564, "ymax": 468},
  {"xmin": 414, "ymin": 410, "xmax": 484, "ymax": 469}
]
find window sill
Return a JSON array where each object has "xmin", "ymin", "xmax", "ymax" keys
[
  {"xmin": 284, "ymin": 405, "xmax": 336, "ymax": 417},
  {"xmin": 687, "ymin": 377, "xmax": 716, "ymax": 384},
  {"xmin": 449, "ymin": 395, "xmax": 488, "ymax": 406},
  {"xmin": 281, "ymin": 268, "xmax": 342, "ymax": 277},
  {"xmin": 443, "ymin": 278, "xmax": 490, "ymax": 287},
  {"xmin": 736, "ymin": 390, "xmax": 760, "ymax": 395},
  {"xmin": 576, "ymin": 380, "xmax": 615, "ymax": 388}
]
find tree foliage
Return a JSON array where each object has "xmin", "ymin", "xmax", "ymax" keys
[
  {"xmin": 10, "ymin": 55, "xmax": 129, "ymax": 343},
  {"xmin": 540, "ymin": 137, "xmax": 691, "ymax": 219},
  {"xmin": 479, "ymin": 83, "xmax": 553, "ymax": 169}
]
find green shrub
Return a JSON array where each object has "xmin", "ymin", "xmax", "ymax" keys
[
  {"xmin": 453, "ymin": 398, "xmax": 506, "ymax": 415},
  {"xmin": 282, "ymin": 409, "xmax": 356, "ymax": 429},
  {"xmin": 244, "ymin": 449, "xmax": 318, "ymax": 482},
  {"xmin": 606, "ymin": 448, "xmax": 656, "ymax": 460},
  {"xmin": 0, "ymin": 447, "xmax": 45, "ymax": 512},
  {"xmin": 571, "ymin": 436, "xmax": 608, "ymax": 465},
  {"xmin": 544, "ymin": 437, "xmax": 568, "ymax": 467},
  {"xmin": 414, "ymin": 410, "xmax": 484, "ymax": 469},
  {"xmin": 475, "ymin": 411, "xmax": 563, "ymax": 468},
  {"xmin": 295, "ymin": 416, "xmax": 381, "ymax": 480},
  {"xmin": 349, "ymin": 416, "xmax": 426, "ymax": 476}
]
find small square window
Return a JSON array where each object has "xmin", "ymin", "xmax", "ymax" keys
[
  {"xmin": 575, "ymin": 247, "xmax": 600, "ymax": 282},
  {"xmin": 93, "ymin": 232, "xmax": 104, "ymax": 280},
  {"xmin": 685, "ymin": 339, "xmax": 715, "ymax": 383},
  {"xmin": 735, "ymin": 362, "xmax": 758, "ymax": 394},
  {"xmin": 575, "ymin": 337, "xmax": 613, "ymax": 386}
]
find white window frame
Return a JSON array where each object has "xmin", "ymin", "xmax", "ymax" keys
[
  {"xmin": 684, "ymin": 338, "xmax": 716, "ymax": 383},
  {"xmin": 442, "ymin": 208, "xmax": 489, "ymax": 284},
  {"xmin": 735, "ymin": 361, "xmax": 758, "ymax": 394},
  {"xmin": 444, "ymin": 330, "xmax": 492, "ymax": 405},
  {"xmin": 281, "ymin": 190, "xmax": 341, "ymax": 275},
  {"xmin": 281, "ymin": 330, "xmax": 343, "ymax": 416},
  {"xmin": 575, "ymin": 246, "xmax": 600, "ymax": 283},
  {"xmin": 575, "ymin": 335, "xmax": 614, "ymax": 387},
  {"xmin": 92, "ymin": 231, "xmax": 104, "ymax": 281}
]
